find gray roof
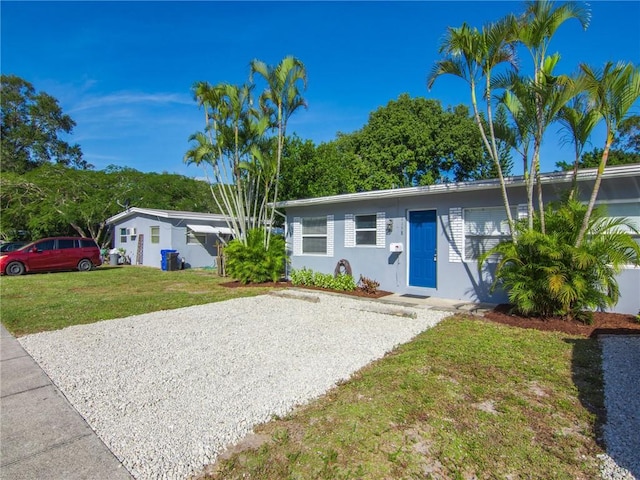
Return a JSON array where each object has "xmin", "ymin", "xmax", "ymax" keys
[
  {"xmin": 274, "ymin": 164, "xmax": 640, "ymax": 208},
  {"xmin": 106, "ymin": 207, "xmax": 230, "ymax": 225}
]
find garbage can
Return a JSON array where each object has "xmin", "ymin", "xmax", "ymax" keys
[
  {"xmin": 110, "ymin": 253, "xmax": 120, "ymax": 266},
  {"xmin": 167, "ymin": 252, "xmax": 179, "ymax": 271},
  {"xmin": 161, "ymin": 249, "xmax": 177, "ymax": 271}
]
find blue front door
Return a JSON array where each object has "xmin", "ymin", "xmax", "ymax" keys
[{"xmin": 409, "ymin": 210, "xmax": 437, "ymax": 288}]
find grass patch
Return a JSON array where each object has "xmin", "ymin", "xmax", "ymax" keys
[
  {"xmin": 0, "ymin": 266, "xmax": 276, "ymax": 336},
  {"xmin": 206, "ymin": 316, "xmax": 604, "ymax": 479}
]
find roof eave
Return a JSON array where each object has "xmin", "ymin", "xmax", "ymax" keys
[
  {"xmin": 273, "ymin": 164, "xmax": 639, "ymax": 209},
  {"xmin": 106, "ymin": 207, "xmax": 230, "ymax": 225}
]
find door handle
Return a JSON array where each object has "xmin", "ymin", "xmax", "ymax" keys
[{"xmin": 433, "ymin": 253, "xmax": 437, "ymax": 262}]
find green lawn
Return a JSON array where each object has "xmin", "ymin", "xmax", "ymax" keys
[
  {"xmin": 206, "ymin": 317, "xmax": 605, "ymax": 479},
  {"xmin": 0, "ymin": 266, "xmax": 605, "ymax": 478},
  {"xmin": 0, "ymin": 266, "xmax": 274, "ymax": 336}
]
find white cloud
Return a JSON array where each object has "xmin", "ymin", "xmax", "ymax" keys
[{"xmin": 69, "ymin": 91, "xmax": 193, "ymax": 114}]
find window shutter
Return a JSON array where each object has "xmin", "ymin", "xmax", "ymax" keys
[
  {"xmin": 345, "ymin": 214, "xmax": 355, "ymax": 247},
  {"xmin": 449, "ymin": 207, "xmax": 463, "ymax": 263},
  {"xmin": 327, "ymin": 215, "xmax": 334, "ymax": 257},
  {"xmin": 293, "ymin": 217, "xmax": 301, "ymax": 256},
  {"xmin": 376, "ymin": 212, "xmax": 386, "ymax": 248}
]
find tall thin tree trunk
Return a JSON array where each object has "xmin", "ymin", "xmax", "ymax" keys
[
  {"xmin": 470, "ymin": 82, "xmax": 516, "ymax": 240},
  {"xmin": 576, "ymin": 137, "xmax": 612, "ymax": 247}
]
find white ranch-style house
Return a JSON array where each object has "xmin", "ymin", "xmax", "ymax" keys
[
  {"xmin": 276, "ymin": 165, "xmax": 640, "ymax": 314},
  {"xmin": 106, "ymin": 208, "xmax": 233, "ymax": 269}
]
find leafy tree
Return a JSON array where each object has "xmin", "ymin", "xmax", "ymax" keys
[
  {"xmin": 570, "ymin": 149, "xmax": 640, "ymax": 169},
  {"xmin": 1, "ymin": 75, "xmax": 89, "ymax": 173},
  {"xmin": 615, "ymin": 114, "xmax": 640, "ymax": 152},
  {"xmin": 0, "ymin": 165, "xmax": 220, "ymax": 245},
  {"xmin": 355, "ymin": 95, "xmax": 500, "ymax": 187},
  {"xmin": 279, "ymin": 96, "xmax": 506, "ymax": 200},
  {"xmin": 280, "ymin": 134, "xmax": 371, "ymax": 200}
]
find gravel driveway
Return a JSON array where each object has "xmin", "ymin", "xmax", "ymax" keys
[
  {"xmin": 19, "ymin": 292, "xmax": 449, "ymax": 479},
  {"xmin": 598, "ymin": 335, "xmax": 640, "ymax": 480}
]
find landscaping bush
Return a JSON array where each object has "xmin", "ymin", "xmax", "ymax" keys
[
  {"xmin": 224, "ymin": 229, "xmax": 287, "ymax": 284},
  {"xmin": 290, "ymin": 267, "xmax": 356, "ymax": 291},
  {"xmin": 289, "ymin": 267, "xmax": 314, "ymax": 286},
  {"xmin": 481, "ymin": 199, "xmax": 640, "ymax": 321},
  {"xmin": 358, "ymin": 275, "xmax": 380, "ymax": 294}
]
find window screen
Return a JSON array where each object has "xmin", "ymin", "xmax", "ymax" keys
[
  {"xmin": 302, "ymin": 217, "xmax": 327, "ymax": 254},
  {"xmin": 355, "ymin": 214, "xmax": 377, "ymax": 245},
  {"xmin": 464, "ymin": 207, "xmax": 514, "ymax": 260}
]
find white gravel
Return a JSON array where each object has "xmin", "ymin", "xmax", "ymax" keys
[
  {"xmin": 19, "ymin": 292, "xmax": 449, "ymax": 479},
  {"xmin": 598, "ymin": 335, "xmax": 640, "ymax": 480}
]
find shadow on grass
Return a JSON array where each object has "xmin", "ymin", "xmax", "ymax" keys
[{"xmin": 565, "ymin": 337, "xmax": 606, "ymax": 453}]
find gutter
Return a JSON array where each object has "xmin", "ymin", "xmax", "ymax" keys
[{"xmin": 273, "ymin": 164, "xmax": 639, "ymax": 209}]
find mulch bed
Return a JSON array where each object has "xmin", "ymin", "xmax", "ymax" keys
[
  {"xmin": 483, "ymin": 304, "xmax": 640, "ymax": 338},
  {"xmin": 220, "ymin": 280, "xmax": 393, "ymax": 299}
]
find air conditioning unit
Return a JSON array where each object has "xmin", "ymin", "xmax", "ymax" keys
[{"xmin": 127, "ymin": 227, "xmax": 137, "ymax": 236}]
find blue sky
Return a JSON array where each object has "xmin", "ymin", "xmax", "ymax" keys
[{"xmin": 2, "ymin": 1, "xmax": 639, "ymax": 178}]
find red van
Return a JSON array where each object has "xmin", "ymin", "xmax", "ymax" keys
[{"xmin": 0, "ymin": 237, "xmax": 102, "ymax": 276}]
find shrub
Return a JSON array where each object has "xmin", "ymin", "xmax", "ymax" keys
[
  {"xmin": 481, "ymin": 199, "xmax": 640, "ymax": 321},
  {"xmin": 358, "ymin": 275, "xmax": 380, "ymax": 294},
  {"xmin": 224, "ymin": 229, "xmax": 287, "ymax": 284},
  {"xmin": 289, "ymin": 268, "xmax": 356, "ymax": 291},
  {"xmin": 332, "ymin": 273, "xmax": 357, "ymax": 291},
  {"xmin": 290, "ymin": 267, "xmax": 313, "ymax": 286}
]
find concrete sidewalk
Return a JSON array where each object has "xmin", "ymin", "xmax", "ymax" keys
[{"xmin": 1, "ymin": 324, "xmax": 131, "ymax": 480}]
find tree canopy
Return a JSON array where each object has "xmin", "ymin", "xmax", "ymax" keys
[
  {"xmin": 1, "ymin": 75, "xmax": 89, "ymax": 173},
  {"xmin": 0, "ymin": 165, "xmax": 219, "ymax": 246},
  {"xmin": 279, "ymin": 94, "xmax": 510, "ymax": 200}
]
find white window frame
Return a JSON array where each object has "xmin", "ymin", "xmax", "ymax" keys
[
  {"xmin": 302, "ymin": 216, "xmax": 328, "ymax": 255},
  {"xmin": 119, "ymin": 227, "xmax": 128, "ymax": 244},
  {"xmin": 345, "ymin": 212, "xmax": 386, "ymax": 248},
  {"xmin": 187, "ymin": 230, "xmax": 206, "ymax": 245},
  {"xmin": 293, "ymin": 215, "xmax": 334, "ymax": 256},
  {"xmin": 355, "ymin": 214, "xmax": 377, "ymax": 246},
  {"xmin": 463, "ymin": 206, "xmax": 516, "ymax": 261},
  {"xmin": 150, "ymin": 226, "xmax": 160, "ymax": 244}
]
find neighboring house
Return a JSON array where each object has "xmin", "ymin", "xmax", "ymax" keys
[
  {"xmin": 105, "ymin": 208, "xmax": 233, "ymax": 269},
  {"xmin": 277, "ymin": 164, "xmax": 640, "ymax": 314}
]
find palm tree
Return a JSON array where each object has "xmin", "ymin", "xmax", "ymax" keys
[
  {"xmin": 428, "ymin": 16, "xmax": 518, "ymax": 238},
  {"xmin": 575, "ymin": 61, "xmax": 640, "ymax": 247},
  {"xmin": 250, "ymin": 56, "xmax": 307, "ymax": 247},
  {"xmin": 498, "ymin": 86, "xmax": 536, "ymax": 228},
  {"xmin": 557, "ymin": 94, "xmax": 600, "ymax": 199},
  {"xmin": 516, "ymin": 0, "xmax": 590, "ymax": 231}
]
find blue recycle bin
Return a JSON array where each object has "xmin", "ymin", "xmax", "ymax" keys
[{"xmin": 161, "ymin": 249, "xmax": 177, "ymax": 271}]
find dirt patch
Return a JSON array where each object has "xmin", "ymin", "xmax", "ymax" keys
[
  {"xmin": 483, "ymin": 304, "xmax": 640, "ymax": 337},
  {"xmin": 220, "ymin": 280, "xmax": 393, "ymax": 299}
]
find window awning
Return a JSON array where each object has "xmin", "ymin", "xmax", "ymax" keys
[{"xmin": 186, "ymin": 224, "xmax": 233, "ymax": 235}]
